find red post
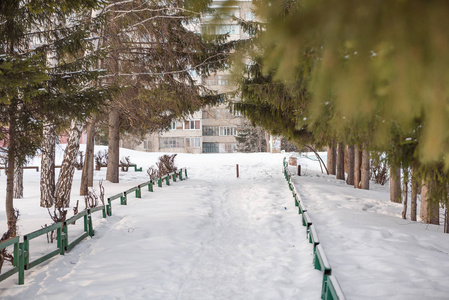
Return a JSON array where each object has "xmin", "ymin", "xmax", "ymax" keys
[{"xmin": 236, "ymin": 164, "xmax": 239, "ymax": 178}]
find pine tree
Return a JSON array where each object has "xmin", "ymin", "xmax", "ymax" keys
[
  {"xmin": 0, "ymin": 0, "xmax": 110, "ymax": 239},
  {"xmin": 98, "ymin": 0, "xmax": 233, "ymax": 183}
]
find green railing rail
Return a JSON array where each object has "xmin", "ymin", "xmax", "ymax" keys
[
  {"xmin": 23, "ymin": 222, "xmax": 63, "ymax": 270},
  {"xmin": 308, "ymin": 224, "xmax": 320, "ymax": 254},
  {"xmin": 325, "ymin": 276, "xmax": 345, "ymax": 300},
  {"xmin": 283, "ymin": 158, "xmax": 346, "ymax": 300},
  {"xmin": 87, "ymin": 205, "xmax": 107, "ymax": 236},
  {"xmin": 0, "ymin": 167, "xmax": 188, "ymax": 286},
  {"xmin": 63, "ymin": 210, "xmax": 89, "ymax": 252},
  {"xmin": 314, "ymin": 244, "xmax": 332, "ymax": 297}
]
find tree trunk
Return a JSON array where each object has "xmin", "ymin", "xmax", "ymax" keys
[
  {"xmin": 361, "ymin": 148, "xmax": 370, "ymax": 190},
  {"xmin": 265, "ymin": 132, "xmax": 270, "ymax": 152},
  {"xmin": 346, "ymin": 145, "xmax": 355, "ymax": 185},
  {"xmin": 106, "ymin": 108, "xmax": 120, "ymax": 183},
  {"xmin": 336, "ymin": 142, "xmax": 345, "ymax": 180},
  {"xmin": 445, "ymin": 204, "xmax": 449, "ymax": 234},
  {"xmin": 327, "ymin": 141, "xmax": 336, "ymax": 175},
  {"xmin": 420, "ymin": 182, "xmax": 439, "ymax": 225},
  {"xmin": 402, "ymin": 173, "xmax": 408, "ymax": 219},
  {"xmin": 390, "ymin": 166, "xmax": 402, "ymax": 203},
  {"xmin": 80, "ymin": 116, "xmax": 97, "ymax": 195},
  {"xmin": 6, "ymin": 102, "xmax": 18, "ymax": 238},
  {"xmin": 354, "ymin": 147, "xmax": 362, "ymax": 188},
  {"xmin": 40, "ymin": 123, "xmax": 56, "ymax": 208},
  {"xmin": 55, "ymin": 120, "xmax": 83, "ymax": 208},
  {"xmin": 13, "ymin": 159, "xmax": 23, "ymax": 199},
  {"xmin": 410, "ymin": 163, "xmax": 418, "ymax": 221}
]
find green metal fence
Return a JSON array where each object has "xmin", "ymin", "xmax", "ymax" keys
[
  {"xmin": 0, "ymin": 167, "xmax": 188, "ymax": 285},
  {"xmin": 283, "ymin": 158, "xmax": 346, "ymax": 300}
]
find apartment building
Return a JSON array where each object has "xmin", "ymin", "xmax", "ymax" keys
[{"xmin": 127, "ymin": 0, "xmax": 255, "ymax": 154}]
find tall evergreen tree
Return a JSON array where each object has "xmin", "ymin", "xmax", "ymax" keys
[
  {"xmin": 99, "ymin": 0, "xmax": 233, "ymax": 183},
  {"xmin": 0, "ymin": 0, "xmax": 109, "ymax": 240}
]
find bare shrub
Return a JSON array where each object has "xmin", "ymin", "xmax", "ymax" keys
[
  {"xmin": 85, "ymin": 181, "xmax": 105, "ymax": 209},
  {"xmin": 147, "ymin": 154, "xmax": 177, "ymax": 179},
  {"xmin": 94, "ymin": 150, "xmax": 108, "ymax": 170},
  {"xmin": 370, "ymin": 154, "xmax": 389, "ymax": 185}
]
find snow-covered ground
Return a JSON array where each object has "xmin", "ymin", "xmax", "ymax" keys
[
  {"xmin": 0, "ymin": 147, "xmax": 448, "ymax": 299},
  {"xmin": 290, "ymin": 153, "xmax": 449, "ymax": 300},
  {"xmin": 0, "ymin": 146, "xmax": 322, "ymax": 299}
]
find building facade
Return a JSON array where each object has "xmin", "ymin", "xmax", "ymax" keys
[{"xmin": 124, "ymin": 0, "xmax": 255, "ymax": 153}]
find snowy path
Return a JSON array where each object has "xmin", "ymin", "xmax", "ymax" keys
[{"xmin": 0, "ymin": 153, "xmax": 322, "ymax": 299}]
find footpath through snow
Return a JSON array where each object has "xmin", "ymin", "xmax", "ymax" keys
[{"xmin": 0, "ymin": 151, "xmax": 322, "ymax": 299}]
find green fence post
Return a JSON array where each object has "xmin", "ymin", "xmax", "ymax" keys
[
  {"xmin": 121, "ymin": 194, "xmax": 127, "ymax": 205},
  {"xmin": 83, "ymin": 214, "xmax": 88, "ymax": 233},
  {"xmin": 136, "ymin": 187, "xmax": 141, "ymax": 198},
  {"xmin": 179, "ymin": 170, "xmax": 183, "ymax": 181},
  {"xmin": 107, "ymin": 199, "xmax": 112, "ymax": 216},
  {"xmin": 63, "ymin": 223, "xmax": 69, "ymax": 253},
  {"xmin": 13, "ymin": 240, "xmax": 18, "ymax": 267},
  {"xmin": 18, "ymin": 242, "xmax": 24, "ymax": 285},
  {"xmin": 102, "ymin": 206, "xmax": 107, "ymax": 218},
  {"xmin": 158, "ymin": 178, "xmax": 162, "ymax": 187},
  {"xmin": 23, "ymin": 238, "xmax": 29, "ymax": 267},
  {"xmin": 165, "ymin": 176, "xmax": 170, "ymax": 186},
  {"xmin": 185, "ymin": 168, "xmax": 188, "ymax": 178},
  {"xmin": 87, "ymin": 212, "xmax": 94, "ymax": 237}
]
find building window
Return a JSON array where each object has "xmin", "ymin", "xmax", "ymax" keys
[
  {"xmin": 143, "ymin": 140, "xmax": 151, "ymax": 150},
  {"xmin": 203, "ymin": 126, "xmax": 219, "ymax": 136},
  {"xmin": 245, "ymin": 11, "xmax": 255, "ymax": 21},
  {"xmin": 186, "ymin": 137, "xmax": 201, "ymax": 148},
  {"xmin": 170, "ymin": 121, "xmax": 183, "ymax": 130},
  {"xmin": 203, "ymin": 142, "xmax": 219, "ymax": 153},
  {"xmin": 217, "ymin": 24, "xmax": 239, "ymax": 35},
  {"xmin": 204, "ymin": 78, "xmax": 217, "ymax": 86},
  {"xmin": 184, "ymin": 120, "xmax": 201, "ymax": 130},
  {"xmin": 160, "ymin": 137, "xmax": 184, "ymax": 148},
  {"xmin": 233, "ymin": 110, "xmax": 242, "ymax": 117},
  {"xmin": 218, "ymin": 75, "xmax": 229, "ymax": 86},
  {"xmin": 219, "ymin": 126, "xmax": 238, "ymax": 136}
]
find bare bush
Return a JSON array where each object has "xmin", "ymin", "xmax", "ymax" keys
[
  {"xmin": 147, "ymin": 154, "xmax": 177, "ymax": 179},
  {"xmin": 147, "ymin": 167, "xmax": 158, "ymax": 180},
  {"xmin": 370, "ymin": 156, "xmax": 389, "ymax": 185},
  {"xmin": 94, "ymin": 150, "xmax": 108, "ymax": 170},
  {"xmin": 85, "ymin": 181, "xmax": 105, "ymax": 209}
]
